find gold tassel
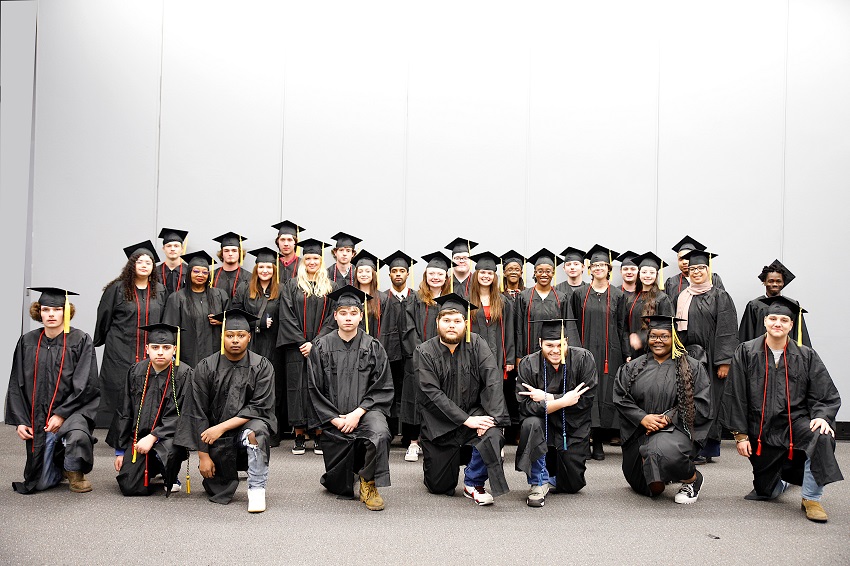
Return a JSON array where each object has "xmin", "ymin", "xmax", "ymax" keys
[
  {"xmin": 321, "ymin": 243, "xmax": 325, "ymax": 270},
  {"xmin": 659, "ymin": 262, "xmax": 665, "ymax": 291},
  {"xmin": 220, "ymin": 311, "xmax": 226, "ymax": 355},
  {"xmin": 410, "ymin": 260, "xmax": 415, "ymax": 290},
  {"xmin": 553, "ymin": 256, "xmax": 557, "ymax": 286},
  {"xmin": 560, "ymin": 323, "xmax": 566, "ymax": 365},
  {"xmin": 63, "ymin": 291, "xmax": 71, "ymax": 334},
  {"xmin": 376, "ymin": 259, "xmax": 381, "ymax": 291},
  {"xmin": 499, "ymin": 259, "xmax": 504, "ymax": 293},
  {"xmin": 296, "ymin": 227, "xmax": 300, "ymax": 258},
  {"xmin": 708, "ymin": 253, "xmax": 713, "ymax": 281},
  {"xmin": 182, "ymin": 236, "xmax": 187, "ymax": 256},
  {"xmin": 450, "ymin": 268, "xmax": 454, "ymax": 294},
  {"xmin": 364, "ymin": 293, "xmax": 370, "ymax": 335},
  {"xmin": 586, "ymin": 258, "xmax": 591, "ymax": 275},
  {"xmin": 466, "ymin": 303, "xmax": 471, "ymax": 343},
  {"xmin": 186, "ymin": 474, "xmax": 191, "ymax": 494},
  {"xmin": 522, "ymin": 258, "xmax": 527, "ymax": 288},
  {"xmin": 132, "ymin": 448, "xmax": 136, "ymax": 464},
  {"xmin": 672, "ymin": 319, "xmax": 687, "ymax": 359},
  {"xmin": 797, "ymin": 309, "xmax": 803, "ymax": 346},
  {"xmin": 239, "ymin": 236, "xmax": 244, "ymax": 266},
  {"xmin": 175, "ymin": 327, "xmax": 181, "ymax": 367},
  {"xmin": 209, "ymin": 256, "xmax": 215, "ymax": 288}
]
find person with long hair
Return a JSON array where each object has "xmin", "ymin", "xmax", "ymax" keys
[
  {"xmin": 272, "ymin": 220, "xmax": 304, "ymax": 283},
  {"xmin": 624, "ymin": 252, "xmax": 673, "ymax": 360},
  {"xmin": 399, "ymin": 251, "xmax": 452, "ymax": 462},
  {"xmin": 94, "ymin": 241, "xmax": 166, "ymax": 428},
  {"xmin": 500, "ymin": 250, "xmax": 525, "ymax": 299},
  {"xmin": 163, "ymin": 251, "xmax": 230, "ymax": 367},
  {"xmin": 278, "ymin": 238, "xmax": 337, "ymax": 456},
  {"xmin": 614, "ymin": 315, "xmax": 711, "ymax": 504},
  {"xmin": 352, "ymin": 250, "xmax": 384, "ymax": 339},
  {"xmin": 569, "ymin": 244, "xmax": 629, "ymax": 461}
]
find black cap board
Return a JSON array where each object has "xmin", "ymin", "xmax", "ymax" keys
[
  {"xmin": 758, "ymin": 259, "xmax": 796, "ymax": 286},
  {"xmin": 248, "ymin": 247, "xmax": 278, "ymax": 265},
  {"xmin": 331, "ymin": 231, "xmax": 362, "ymax": 249},
  {"xmin": 527, "ymin": 248, "xmax": 561, "ymax": 268},
  {"xmin": 272, "ymin": 220, "xmax": 304, "ymax": 238},
  {"xmin": 469, "ymin": 251, "xmax": 500, "ymax": 272},
  {"xmin": 298, "ymin": 238, "xmax": 330, "ymax": 257},
  {"xmin": 681, "ymin": 249, "xmax": 717, "ymax": 266},
  {"xmin": 537, "ymin": 318, "xmax": 577, "ymax": 341},
  {"xmin": 422, "ymin": 251, "xmax": 454, "ymax": 272},
  {"xmin": 633, "ymin": 251, "xmax": 667, "ymax": 271},
  {"xmin": 642, "ymin": 315, "xmax": 687, "ymax": 330},
  {"xmin": 184, "ymin": 250, "xmax": 214, "ymax": 268},
  {"xmin": 617, "ymin": 250, "xmax": 639, "ymax": 267},
  {"xmin": 501, "ymin": 250, "xmax": 524, "ymax": 267},
  {"xmin": 29, "ymin": 287, "xmax": 78, "ymax": 308},
  {"xmin": 211, "ymin": 308, "xmax": 259, "ymax": 331},
  {"xmin": 158, "ymin": 228, "xmax": 188, "ymax": 245},
  {"xmin": 434, "ymin": 293, "xmax": 477, "ymax": 316},
  {"xmin": 139, "ymin": 322, "xmax": 180, "ymax": 345},
  {"xmin": 123, "ymin": 240, "xmax": 160, "ymax": 262},
  {"xmin": 585, "ymin": 244, "xmax": 618, "ymax": 265},
  {"xmin": 560, "ymin": 247, "xmax": 586, "ymax": 264},
  {"xmin": 758, "ymin": 295, "xmax": 807, "ymax": 319},
  {"xmin": 445, "ymin": 237, "xmax": 478, "ymax": 256},
  {"xmin": 354, "ymin": 250, "xmax": 379, "ymax": 270},
  {"xmin": 671, "ymin": 235, "xmax": 706, "ymax": 254},
  {"xmin": 328, "ymin": 285, "xmax": 373, "ymax": 308},
  {"xmin": 212, "ymin": 232, "xmax": 246, "ymax": 250},
  {"xmin": 383, "ymin": 250, "xmax": 416, "ymax": 270}
]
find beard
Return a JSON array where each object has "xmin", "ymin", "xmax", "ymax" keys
[{"xmin": 438, "ymin": 328, "xmax": 463, "ymax": 345}]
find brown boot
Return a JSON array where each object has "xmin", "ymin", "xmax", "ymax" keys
[
  {"xmin": 801, "ymin": 498, "xmax": 828, "ymax": 522},
  {"xmin": 359, "ymin": 476, "xmax": 384, "ymax": 511},
  {"xmin": 63, "ymin": 470, "xmax": 92, "ymax": 493}
]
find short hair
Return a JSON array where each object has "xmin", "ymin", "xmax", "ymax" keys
[
  {"xmin": 30, "ymin": 302, "xmax": 76, "ymax": 322},
  {"xmin": 437, "ymin": 308, "xmax": 464, "ymax": 320}
]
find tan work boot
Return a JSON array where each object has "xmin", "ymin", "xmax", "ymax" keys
[
  {"xmin": 359, "ymin": 476, "xmax": 384, "ymax": 511},
  {"xmin": 63, "ymin": 470, "xmax": 92, "ymax": 493},
  {"xmin": 801, "ymin": 498, "xmax": 828, "ymax": 522}
]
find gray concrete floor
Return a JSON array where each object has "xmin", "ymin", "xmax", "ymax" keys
[{"xmin": 0, "ymin": 427, "xmax": 847, "ymax": 566}]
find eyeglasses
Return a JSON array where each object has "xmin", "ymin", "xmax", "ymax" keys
[
  {"xmin": 648, "ymin": 334, "xmax": 672, "ymax": 342},
  {"xmin": 688, "ymin": 265, "xmax": 708, "ymax": 273},
  {"xmin": 590, "ymin": 262, "xmax": 608, "ymax": 270},
  {"xmin": 192, "ymin": 269, "xmax": 210, "ymax": 276}
]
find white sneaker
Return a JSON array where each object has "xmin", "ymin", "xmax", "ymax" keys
[
  {"xmin": 405, "ymin": 444, "xmax": 420, "ymax": 462},
  {"xmin": 463, "ymin": 485, "xmax": 494, "ymax": 506},
  {"xmin": 248, "ymin": 488, "xmax": 266, "ymax": 513},
  {"xmin": 170, "ymin": 480, "xmax": 182, "ymax": 493},
  {"xmin": 674, "ymin": 471, "xmax": 704, "ymax": 505}
]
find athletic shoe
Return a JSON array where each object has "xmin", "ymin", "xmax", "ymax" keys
[
  {"xmin": 674, "ymin": 470, "xmax": 704, "ymax": 504},
  {"xmin": 405, "ymin": 443, "xmax": 420, "ymax": 462},
  {"xmin": 247, "ymin": 488, "xmax": 266, "ymax": 513},
  {"xmin": 463, "ymin": 485, "xmax": 494, "ymax": 506},
  {"xmin": 313, "ymin": 436, "xmax": 323, "ymax": 455},
  {"xmin": 292, "ymin": 434, "xmax": 306, "ymax": 455},
  {"xmin": 526, "ymin": 483, "xmax": 549, "ymax": 507}
]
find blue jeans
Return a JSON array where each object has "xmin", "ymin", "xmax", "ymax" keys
[
  {"xmin": 801, "ymin": 458, "xmax": 824, "ymax": 502},
  {"xmin": 462, "ymin": 447, "xmax": 488, "ymax": 487},
  {"xmin": 527, "ymin": 455, "xmax": 554, "ymax": 486},
  {"xmin": 35, "ymin": 432, "xmax": 64, "ymax": 490},
  {"xmin": 241, "ymin": 429, "xmax": 268, "ymax": 490}
]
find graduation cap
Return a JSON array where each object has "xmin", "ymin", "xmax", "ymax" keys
[
  {"xmin": 354, "ymin": 249, "xmax": 379, "ymax": 270},
  {"xmin": 617, "ymin": 250, "xmax": 639, "ymax": 268},
  {"xmin": 330, "ymin": 285, "xmax": 374, "ymax": 333},
  {"xmin": 527, "ymin": 248, "xmax": 561, "ymax": 267},
  {"xmin": 139, "ymin": 322, "xmax": 183, "ymax": 367},
  {"xmin": 158, "ymin": 228, "xmax": 189, "ymax": 253},
  {"xmin": 422, "ymin": 251, "xmax": 454, "ymax": 272},
  {"xmin": 184, "ymin": 250, "xmax": 213, "ymax": 268},
  {"xmin": 642, "ymin": 315, "xmax": 688, "ymax": 358},
  {"xmin": 272, "ymin": 220, "xmax": 304, "ymax": 239},
  {"xmin": 248, "ymin": 246, "xmax": 278, "ymax": 265},
  {"xmin": 758, "ymin": 259, "xmax": 796, "ymax": 286},
  {"xmin": 469, "ymin": 251, "xmax": 499, "ymax": 272},
  {"xmin": 434, "ymin": 293, "xmax": 477, "ymax": 342},
  {"xmin": 383, "ymin": 250, "xmax": 417, "ymax": 287},
  {"xmin": 560, "ymin": 247, "xmax": 586, "ymax": 264},
  {"xmin": 445, "ymin": 237, "xmax": 478, "ymax": 257},
  {"xmin": 681, "ymin": 249, "xmax": 717, "ymax": 280},
  {"xmin": 501, "ymin": 249, "xmax": 524, "ymax": 267},
  {"xmin": 212, "ymin": 231, "xmax": 246, "ymax": 266},
  {"xmin": 211, "ymin": 309, "xmax": 260, "ymax": 353},
  {"xmin": 330, "ymin": 231, "xmax": 362, "ymax": 249},
  {"xmin": 536, "ymin": 318, "xmax": 576, "ymax": 364},
  {"xmin": 298, "ymin": 238, "xmax": 330, "ymax": 257},
  {"xmin": 29, "ymin": 287, "xmax": 77, "ymax": 334},
  {"xmin": 585, "ymin": 244, "xmax": 618, "ymax": 266},
  {"xmin": 123, "ymin": 240, "xmax": 160, "ymax": 263},
  {"xmin": 632, "ymin": 251, "xmax": 668, "ymax": 290},
  {"xmin": 671, "ymin": 235, "xmax": 707, "ymax": 254},
  {"xmin": 758, "ymin": 295, "xmax": 808, "ymax": 346}
]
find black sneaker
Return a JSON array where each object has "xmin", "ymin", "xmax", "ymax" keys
[
  {"xmin": 292, "ymin": 434, "xmax": 306, "ymax": 455},
  {"xmin": 313, "ymin": 436, "xmax": 323, "ymax": 455},
  {"xmin": 675, "ymin": 470, "xmax": 703, "ymax": 504}
]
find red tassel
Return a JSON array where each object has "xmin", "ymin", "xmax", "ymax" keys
[
  {"xmin": 788, "ymin": 443, "xmax": 794, "ymax": 460},
  {"xmin": 756, "ymin": 439, "xmax": 762, "ymax": 457},
  {"xmin": 143, "ymin": 454, "xmax": 149, "ymax": 487},
  {"xmin": 503, "ymin": 370, "xmax": 508, "ymax": 381},
  {"xmin": 604, "ymin": 360, "xmax": 609, "ymax": 375}
]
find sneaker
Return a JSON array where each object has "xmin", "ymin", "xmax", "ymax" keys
[
  {"xmin": 591, "ymin": 440, "xmax": 605, "ymax": 461},
  {"xmin": 292, "ymin": 434, "xmax": 306, "ymax": 455},
  {"xmin": 359, "ymin": 477, "xmax": 385, "ymax": 511},
  {"xmin": 313, "ymin": 436, "xmax": 323, "ymax": 455},
  {"xmin": 170, "ymin": 479, "xmax": 182, "ymax": 493},
  {"xmin": 463, "ymin": 485, "xmax": 494, "ymax": 506},
  {"xmin": 526, "ymin": 483, "xmax": 549, "ymax": 507},
  {"xmin": 801, "ymin": 498, "xmax": 828, "ymax": 523},
  {"xmin": 63, "ymin": 470, "xmax": 92, "ymax": 493},
  {"xmin": 247, "ymin": 488, "xmax": 266, "ymax": 513},
  {"xmin": 405, "ymin": 443, "xmax": 420, "ymax": 462},
  {"xmin": 674, "ymin": 470, "xmax": 704, "ymax": 504}
]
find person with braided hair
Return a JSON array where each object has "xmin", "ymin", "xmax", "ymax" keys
[
  {"xmin": 614, "ymin": 316, "xmax": 711, "ymax": 504},
  {"xmin": 107, "ymin": 323, "xmax": 190, "ymax": 496}
]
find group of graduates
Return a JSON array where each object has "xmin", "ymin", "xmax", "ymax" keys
[{"xmin": 4, "ymin": 222, "xmax": 843, "ymax": 521}]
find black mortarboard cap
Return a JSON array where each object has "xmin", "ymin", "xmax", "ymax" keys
[
  {"xmin": 29, "ymin": 287, "xmax": 78, "ymax": 308},
  {"xmin": 559, "ymin": 247, "xmax": 586, "ymax": 263},
  {"xmin": 123, "ymin": 240, "xmax": 160, "ymax": 262},
  {"xmin": 758, "ymin": 259, "xmax": 796, "ymax": 286},
  {"xmin": 537, "ymin": 318, "xmax": 577, "ymax": 341},
  {"xmin": 328, "ymin": 284, "xmax": 373, "ymax": 308},
  {"xmin": 617, "ymin": 250, "xmax": 639, "ymax": 267},
  {"xmin": 642, "ymin": 315, "xmax": 687, "ymax": 330},
  {"xmin": 501, "ymin": 250, "xmax": 524, "ymax": 267},
  {"xmin": 633, "ymin": 251, "xmax": 667, "ymax": 271},
  {"xmin": 585, "ymin": 244, "xmax": 618, "ymax": 265},
  {"xmin": 331, "ymin": 231, "xmax": 362, "ymax": 249},
  {"xmin": 758, "ymin": 295, "xmax": 807, "ymax": 319},
  {"xmin": 158, "ymin": 228, "xmax": 188, "ymax": 245},
  {"xmin": 383, "ymin": 250, "xmax": 416, "ymax": 270},
  {"xmin": 248, "ymin": 247, "xmax": 278, "ymax": 265},
  {"xmin": 272, "ymin": 220, "xmax": 304, "ymax": 238},
  {"xmin": 211, "ymin": 308, "xmax": 259, "ymax": 331},
  {"xmin": 298, "ymin": 238, "xmax": 329, "ymax": 257},
  {"xmin": 183, "ymin": 250, "xmax": 214, "ymax": 268},
  {"xmin": 139, "ymin": 322, "xmax": 179, "ymax": 345},
  {"xmin": 422, "ymin": 251, "xmax": 454, "ymax": 272},
  {"xmin": 469, "ymin": 251, "xmax": 500, "ymax": 272},
  {"xmin": 433, "ymin": 293, "xmax": 477, "ymax": 316},
  {"xmin": 527, "ymin": 248, "xmax": 561, "ymax": 268},
  {"xmin": 681, "ymin": 249, "xmax": 717, "ymax": 266},
  {"xmin": 212, "ymin": 232, "xmax": 246, "ymax": 250},
  {"xmin": 445, "ymin": 237, "xmax": 478, "ymax": 256},
  {"xmin": 354, "ymin": 249, "xmax": 379, "ymax": 270},
  {"xmin": 671, "ymin": 235, "xmax": 707, "ymax": 254}
]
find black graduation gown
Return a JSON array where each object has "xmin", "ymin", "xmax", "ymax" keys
[
  {"xmin": 277, "ymin": 279, "xmax": 338, "ymax": 427},
  {"xmin": 623, "ymin": 291, "xmax": 674, "ymax": 359},
  {"xmin": 514, "ymin": 287, "xmax": 581, "ymax": 360},
  {"xmin": 399, "ymin": 293, "xmax": 440, "ymax": 425},
  {"xmin": 231, "ymin": 284, "xmax": 280, "ymax": 361},
  {"xmin": 469, "ymin": 298, "xmax": 516, "ymax": 374},
  {"xmin": 94, "ymin": 282, "xmax": 167, "ymax": 427},
  {"xmin": 416, "ymin": 334, "xmax": 510, "ymax": 496},
  {"xmin": 614, "ymin": 355, "xmax": 711, "ymax": 495},
  {"xmin": 676, "ymin": 287, "xmax": 738, "ymax": 443},
  {"xmin": 212, "ymin": 266, "xmax": 251, "ymax": 299},
  {"xmin": 307, "ymin": 331, "xmax": 394, "ymax": 493},
  {"xmin": 450, "ymin": 275, "xmax": 471, "ymax": 298},
  {"xmin": 5, "ymin": 328, "xmax": 100, "ymax": 494},
  {"xmin": 571, "ymin": 284, "xmax": 629, "ymax": 429},
  {"xmin": 721, "ymin": 337, "xmax": 842, "ymax": 495},
  {"xmin": 175, "ymin": 351, "xmax": 276, "ymax": 503},
  {"xmin": 664, "ymin": 272, "xmax": 725, "ymax": 303},
  {"xmin": 328, "ymin": 264, "xmax": 356, "ymax": 286},
  {"xmin": 106, "ymin": 360, "xmax": 191, "ymax": 495},
  {"xmin": 618, "ymin": 285, "xmax": 636, "ymax": 303},
  {"xmin": 375, "ymin": 290, "xmax": 404, "ymax": 363},
  {"xmin": 163, "ymin": 287, "xmax": 230, "ymax": 368},
  {"xmin": 738, "ymin": 295, "xmax": 812, "ymax": 347},
  {"xmin": 277, "ymin": 256, "xmax": 301, "ymax": 283},
  {"xmin": 554, "ymin": 281, "xmax": 587, "ymax": 298},
  {"xmin": 514, "ymin": 348, "xmax": 598, "ymax": 494},
  {"xmin": 157, "ymin": 261, "xmax": 188, "ymax": 299}
]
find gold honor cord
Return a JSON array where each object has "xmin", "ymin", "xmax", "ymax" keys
[
  {"xmin": 209, "ymin": 256, "xmax": 215, "ymax": 288},
  {"xmin": 175, "ymin": 327, "xmax": 181, "ymax": 367},
  {"xmin": 671, "ymin": 316, "xmax": 687, "ymax": 359},
  {"xmin": 63, "ymin": 292, "xmax": 71, "ymax": 334}
]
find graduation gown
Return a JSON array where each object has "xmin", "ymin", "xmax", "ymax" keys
[
  {"xmin": 212, "ymin": 266, "xmax": 251, "ymax": 299},
  {"xmin": 623, "ymin": 291, "xmax": 674, "ymax": 359},
  {"xmin": 721, "ymin": 337, "xmax": 842, "ymax": 496},
  {"xmin": 677, "ymin": 287, "xmax": 738, "ymax": 443},
  {"xmin": 554, "ymin": 281, "xmax": 587, "ymax": 299},
  {"xmin": 106, "ymin": 360, "xmax": 191, "ymax": 495},
  {"xmin": 416, "ymin": 334, "xmax": 510, "ymax": 496},
  {"xmin": 157, "ymin": 261, "xmax": 188, "ymax": 299},
  {"xmin": 163, "ymin": 287, "xmax": 230, "ymax": 367},
  {"xmin": 5, "ymin": 328, "xmax": 100, "ymax": 494},
  {"xmin": 614, "ymin": 355, "xmax": 711, "ymax": 494},
  {"xmin": 571, "ymin": 284, "xmax": 629, "ymax": 429},
  {"xmin": 175, "ymin": 351, "xmax": 276, "ymax": 503},
  {"xmin": 469, "ymin": 298, "xmax": 515, "ymax": 374},
  {"xmin": 307, "ymin": 331, "xmax": 394, "ymax": 493},
  {"xmin": 94, "ymin": 281, "xmax": 167, "ymax": 427},
  {"xmin": 664, "ymin": 272, "xmax": 725, "ymax": 303},
  {"xmin": 738, "ymin": 295, "xmax": 811, "ymax": 347},
  {"xmin": 514, "ymin": 287, "xmax": 581, "ymax": 360},
  {"xmin": 277, "ymin": 256, "xmax": 301, "ymax": 283},
  {"xmin": 514, "ymin": 348, "xmax": 598, "ymax": 494},
  {"xmin": 277, "ymin": 279, "xmax": 337, "ymax": 427},
  {"xmin": 450, "ymin": 275, "xmax": 471, "ymax": 298},
  {"xmin": 399, "ymin": 293, "xmax": 440, "ymax": 425},
  {"xmin": 374, "ymin": 290, "xmax": 404, "ymax": 363},
  {"xmin": 232, "ymin": 284, "xmax": 280, "ymax": 361},
  {"xmin": 327, "ymin": 264, "xmax": 356, "ymax": 286}
]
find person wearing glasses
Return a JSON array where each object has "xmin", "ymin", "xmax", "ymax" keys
[{"xmin": 446, "ymin": 237, "xmax": 477, "ymax": 298}]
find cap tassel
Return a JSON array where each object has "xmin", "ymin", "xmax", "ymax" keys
[
  {"xmin": 63, "ymin": 292, "xmax": 71, "ymax": 334},
  {"xmin": 182, "ymin": 236, "xmax": 188, "ymax": 256},
  {"xmin": 239, "ymin": 236, "xmax": 244, "ymax": 266},
  {"xmin": 560, "ymin": 324, "xmax": 566, "ymax": 365},
  {"xmin": 522, "ymin": 258, "xmax": 527, "ymax": 288},
  {"xmin": 756, "ymin": 439, "xmax": 762, "ymax": 457},
  {"xmin": 410, "ymin": 260, "xmax": 415, "ymax": 289},
  {"xmin": 708, "ymin": 253, "xmax": 713, "ymax": 281},
  {"xmin": 466, "ymin": 303, "xmax": 471, "ymax": 343},
  {"xmin": 209, "ymin": 256, "xmax": 215, "ymax": 288},
  {"xmin": 220, "ymin": 312, "xmax": 226, "ymax": 355},
  {"xmin": 796, "ymin": 310, "xmax": 803, "ymax": 346},
  {"xmin": 364, "ymin": 295, "xmax": 370, "ymax": 335},
  {"xmin": 376, "ymin": 259, "xmax": 381, "ymax": 291},
  {"xmin": 671, "ymin": 318, "xmax": 687, "ymax": 359},
  {"xmin": 450, "ymin": 270, "xmax": 454, "ymax": 294},
  {"xmin": 658, "ymin": 263, "xmax": 665, "ymax": 291},
  {"xmin": 553, "ymin": 256, "xmax": 558, "ymax": 286},
  {"xmin": 175, "ymin": 327, "xmax": 181, "ymax": 367},
  {"xmin": 499, "ymin": 259, "xmax": 504, "ymax": 293}
]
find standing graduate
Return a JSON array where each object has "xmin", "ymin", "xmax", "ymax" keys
[
  {"xmin": 94, "ymin": 241, "xmax": 166, "ymax": 427},
  {"xmin": 416, "ymin": 294, "xmax": 510, "ymax": 505},
  {"xmin": 176, "ymin": 309, "xmax": 276, "ymax": 513},
  {"xmin": 515, "ymin": 248, "xmax": 581, "ymax": 363},
  {"xmin": 327, "ymin": 231, "xmax": 361, "ymax": 286},
  {"xmin": 738, "ymin": 260, "xmax": 811, "ymax": 347},
  {"xmin": 382, "ymin": 250, "xmax": 416, "ymax": 440},
  {"xmin": 399, "ymin": 251, "xmax": 452, "ymax": 462},
  {"xmin": 5, "ymin": 288, "xmax": 100, "ymax": 494},
  {"xmin": 445, "ymin": 237, "xmax": 478, "ymax": 298},
  {"xmin": 614, "ymin": 316, "xmax": 711, "ymax": 504},
  {"xmin": 721, "ymin": 296, "xmax": 842, "ymax": 522},
  {"xmin": 107, "ymin": 323, "xmax": 190, "ymax": 496},
  {"xmin": 570, "ymin": 244, "xmax": 629, "ymax": 460},
  {"xmin": 306, "ymin": 286, "xmax": 394, "ymax": 511},
  {"xmin": 273, "ymin": 220, "xmax": 305, "ymax": 283},
  {"xmin": 674, "ymin": 249, "xmax": 738, "ymax": 463},
  {"xmin": 554, "ymin": 247, "xmax": 587, "ymax": 297},
  {"xmin": 211, "ymin": 231, "xmax": 251, "ymax": 299},
  {"xmin": 157, "ymin": 228, "xmax": 189, "ymax": 299},
  {"xmin": 515, "ymin": 319, "xmax": 597, "ymax": 507},
  {"xmin": 163, "ymin": 251, "xmax": 230, "ymax": 368},
  {"xmin": 624, "ymin": 252, "xmax": 674, "ymax": 360},
  {"xmin": 616, "ymin": 251, "xmax": 639, "ymax": 299},
  {"xmin": 277, "ymin": 238, "xmax": 338, "ymax": 455},
  {"xmin": 352, "ymin": 250, "xmax": 385, "ymax": 340},
  {"xmin": 664, "ymin": 235, "xmax": 725, "ymax": 303},
  {"xmin": 501, "ymin": 250, "xmax": 525, "ymax": 299}
]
